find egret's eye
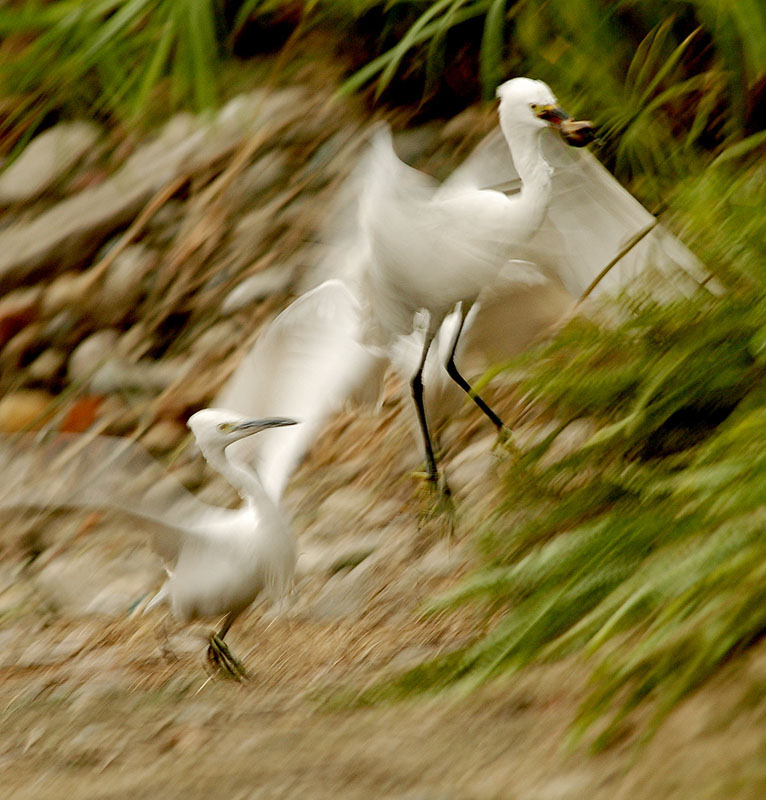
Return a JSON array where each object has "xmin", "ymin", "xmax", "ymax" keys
[
  {"xmin": 217, "ymin": 422, "xmax": 234, "ymax": 433},
  {"xmin": 530, "ymin": 103, "xmax": 539, "ymax": 111}
]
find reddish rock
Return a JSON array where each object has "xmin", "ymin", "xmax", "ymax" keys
[{"xmin": 59, "ymin": 395, "xmax": 105, "ymax": 433}]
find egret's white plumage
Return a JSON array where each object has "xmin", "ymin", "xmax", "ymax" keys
[
  {"xmin": 295, "ymin": 77, "xmax": 710, "ymax": 488},
  {"xmin": 154, "ymin": 410, "xmax": 298, "ymax": 624},
  {"xmin": 342, "ymin": 78, "xmax": 600, "ymax": 485},
  {"xmin": 0, "ymin": 409, "xmax": 301, "ymax": 677},
  {"xmin": 216, "ymin": 279, "xmax": 387, "ymax": 496},
  {"xmin": 442, "ymin": 120, "xmax": 712, "ymax": 300},
  {"xmin": 359, "ymin": 79, "xmax": 578, "ymax": 342}
]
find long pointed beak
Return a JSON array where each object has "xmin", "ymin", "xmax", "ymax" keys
[
  {"xmin": 535, "ymin": 104, "xmax": 596, "ymax": 148},
  {"xmin": 232, "ymin": 417, "xmax": 299, "ymax": 435},
  {"xmin": 534, "ymin": 104, "xmax": 571, "ymax": 125}
]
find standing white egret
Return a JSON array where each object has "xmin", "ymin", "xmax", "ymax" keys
[
  {"xmin": 274, "ymin": 77, "xmax": 709, "ymax": 510},
  {"xmin": 356, "ymin": 78, "xmax": 595, "ymax": 491}
]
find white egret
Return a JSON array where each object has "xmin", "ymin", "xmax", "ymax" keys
[
  {"xmin": 353, "ymin": 78, "xmax": 595, "ymax": 491},
  {"xmin": 0, "ymin": 282, "xmax": 386, "ymax": 678},
  {"xmin": 1, "ymin": 411, "xmax": 298, "ymax": 679},
  {"xmin": 150, "ymin": 410, "xmax": 298, "ymax": 678},
  {"xmin": 299, "ymin": 77, "xmax": 711, "ymax": 500}
]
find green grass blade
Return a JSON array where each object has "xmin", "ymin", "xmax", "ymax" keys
[{"xmin": 479, "ymin": 0, "xmax": 508, "ymax": 98}]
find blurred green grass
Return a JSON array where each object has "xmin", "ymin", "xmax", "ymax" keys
[{"xmin": 1, "ymin": 1, "xmax": 763, "ymax": 178}]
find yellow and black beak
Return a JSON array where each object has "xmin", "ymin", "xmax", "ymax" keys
[
  {"xmin": 231, "ymin": 417, "xmax": 299, "ymax": 436},
  {"xmin": 533, "ymin": 104, "xmax": 596, "ymax": 148}
]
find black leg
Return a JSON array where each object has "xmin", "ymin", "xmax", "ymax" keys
[
  {"xmin": 411, "ymin": 331, "xmax": 439, "ymax": 484},
  {"xmin": 445, "ymin": 310, "xmax": 506, "ymax": 431},
  {"xmin": 217, "ymin": 614, "xmax": 234, "ymax": 640}
]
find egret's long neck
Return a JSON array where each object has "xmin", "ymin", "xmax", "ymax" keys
[
  {"xmin": 203, "ymin": 445, "xmax": 279, "ymax": 518},
  {"xmin": 500, "ymin": 120, "xmax": 552, "ymax": 231}
]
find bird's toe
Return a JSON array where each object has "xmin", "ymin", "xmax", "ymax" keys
[
  {"xmin": 494, "ymin": 425, "xmax": 517, "ymax": 453},
  {"xmin": 206, "ymin": 634, "xmax": 250, "ymax": 682},
  {"xmin": 416, "ymin": 473, "xmax": 456, "ymax": 535}
]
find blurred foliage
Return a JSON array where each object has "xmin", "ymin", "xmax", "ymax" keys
[
  {"xmin": 0, "ymin": 0, "xmax": 763, "ymax": 182},
  {"xmin": 669, "ymin": 157, "xmax": 766, "ymax": 289},
  {"xmin": 0, "ymin": 0, "xmax": 222, "ymax": 152},
  {"xmin": 350, "ymin": 155, "xmax": 766, "ymax": 746},
  {"xmin": 339, "ymin": 0, "xmax": 765, "ymax": 197}
]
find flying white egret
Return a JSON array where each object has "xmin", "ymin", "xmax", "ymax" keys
[{"xmin": 351, "ymin": 78, "xmax": 596, "ymax": 492}]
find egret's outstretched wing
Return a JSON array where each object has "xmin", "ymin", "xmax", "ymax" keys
[
  {"xmin": 313, "ymin": 126, "xmax": 531, "ymax": 338},
  {"xmin": 217, "ymin": 278, "xmax": 387, "ymax": 502},
  {"xmin": 302, "ymin": 125, "xmax": 433, "ymax": 297},
  {"xmin": 443, "ymin": 128, "xmax": 714, "ymax": 299},
  {"xmin": 0, "ymin": 432, "xmax": 231, "ymax": 565}
]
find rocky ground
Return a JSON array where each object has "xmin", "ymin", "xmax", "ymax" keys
[
  {"xmin": 2, "ymin": 392, "xmax": 766, "ymax": 800},
  {"xmin": 1, "ymin": 65, "xmax": 765, "ymax": 798}
]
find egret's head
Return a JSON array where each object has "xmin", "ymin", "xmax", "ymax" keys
[
  {"xmin": 188, "ymin": 408, "xmax": 298, "ymax": 453},
  {"xmin": 496, "ymin": 77, "xmax": 595, "ymax": 147}
]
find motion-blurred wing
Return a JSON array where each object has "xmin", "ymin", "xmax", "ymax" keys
[
  {"xmin": 217, "ymin": 278, "xmax": 387, "ymax": 503},
  {"xmin": 0, "ymin": 432, "xmax": 228, "ymax": 565},
  {"xmin": 443, "ymin": 127, "xmax": 714, "ymax": 299},
  {"xmin": 442, "ymin": 127, "xmax": 517, "ymax": 194},
  {"xmin": 304, "ymin": 124, "xmax": 434, "ymax": 295}
]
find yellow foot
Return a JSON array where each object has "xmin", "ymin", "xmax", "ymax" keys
[
  {"xmin": 206, "ymin": 634, "xmax": 250, "ymax": 682},
  {"xmin": 493, "ymin": 425, "xmax": 518, "ymax": 456},
  {"xmin": 412, "ymin": 472, "xmax": 456, "ymax": 536}
]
